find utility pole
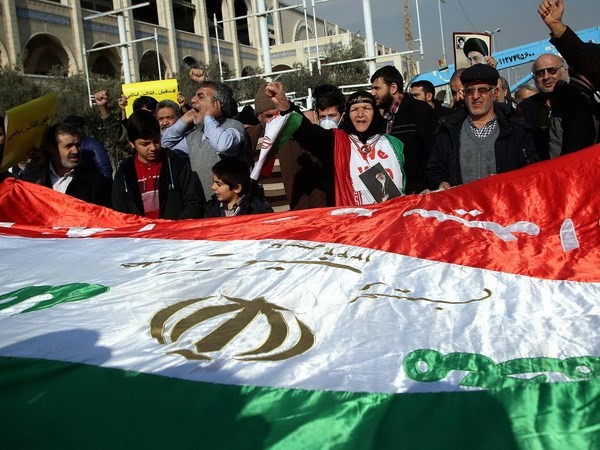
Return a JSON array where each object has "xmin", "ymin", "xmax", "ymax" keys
[
  {"xmin": 402, "ymin": 0, "xmax": 417, "ymax": 77},
  {"xmin": 361, "ymin": 0, "xmax": 377, "ymax": 76}
]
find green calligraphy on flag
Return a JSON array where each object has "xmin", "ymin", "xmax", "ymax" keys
[
  {"xmin": 404, "ymin": 349, "xmax": 600, "ymax": 389},
  {"xmin": 0, "ymin": 283, "xmax": 109, "ymax": 314}
]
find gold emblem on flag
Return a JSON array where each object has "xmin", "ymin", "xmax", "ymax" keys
[{"xmin": 150, "ymin": 295, "xmax": 315, "ymax": 361}]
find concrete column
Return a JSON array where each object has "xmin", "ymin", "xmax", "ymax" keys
[
  {"xmin": 194, "ymin": 0, "xmax": 211, "ymax": 65},
  {"xmin": 272, "ymin": 0, "xmax": 283, "ymax": 45},
  {"xmin": 248, "ymin": 0, "xmax": 261, "ymax": 50},
  {"xmin": 157, "ymin": 0, "xmax": 179, "ymax": 75},
  {"xmin": 68, "ymin": 0, "xmax": 86, "ymax": 73},
  {"xmin": 1, "ymin": 0, "xmax": 20, "ymax": 68},
  {"xmin": 225, "ymin": 0, "xmax": 241, "ymax": 77}
]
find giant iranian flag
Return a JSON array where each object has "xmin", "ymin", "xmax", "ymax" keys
[{"xmin": 0, "ymin": 145, "xmax": 599, "ymax": 449}]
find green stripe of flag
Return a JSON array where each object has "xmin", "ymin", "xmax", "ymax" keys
[
  {"xmin": 273, "ymin": 111, "xmax": 303, "ymax": 150},
  {"xmin": 1, "ymin": 356, "xmax": 598, "ymax": 449}
]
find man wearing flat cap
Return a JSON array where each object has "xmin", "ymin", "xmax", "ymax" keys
[{"xmin": 425, "ymin": 64, "xmax": 538, "ymax": 191}]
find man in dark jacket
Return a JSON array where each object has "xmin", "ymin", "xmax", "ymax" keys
[
  {"xmin": 539, "ymin": 0, "xmax": 600, "ymax": 91},
  {"xmin": 516, "ymin": 53, "xmax": 568, "ymax": 160},
  {"xmin": 245, "ymin": 83, "xmax": 327, "ymax": 210},
  {"xmin": 549, "ymin": 69, "xmax": 600, "ymax": 157},
  {"xmin": 371, "ymin": 65, "xmax": 438, "ymax": 194},
  {"xmin": 410, "ymin": 80, "xmax": 452, "ymax": 120},
  {"xmin": 63, "ymin": 115, "xmax": 113, "ymax": 179},
  {"xmin": 112, "ymin": 110, "xmax": 203, "ymax": 219},
  {"xmin": 20, "ymin": 123, "xmax": 112, "ymax": 207},
  {"xmin": 425, "ymin": 65, "xmax": 538, "ymax": 191}
]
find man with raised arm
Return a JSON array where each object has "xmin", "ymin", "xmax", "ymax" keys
[{"xmin": 161, "ymin": 80, "xmax": 245, "ymax": 201}]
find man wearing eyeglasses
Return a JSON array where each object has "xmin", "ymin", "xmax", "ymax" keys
[
  {"xmin": 516, "ymin": 54, "xmax": 568, "ymax": 160},
  {"xmin": 424, "ymin": 64, "xmax": 538, "ymax": 192}
]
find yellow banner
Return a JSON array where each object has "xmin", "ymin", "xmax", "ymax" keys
[
  {"xmin": 1, "ymin": 93, "xmax": 57, "ymax": 172},
  {"xmin": 121, "ymin": 79, "xmax": 178, "ymax": 118}
]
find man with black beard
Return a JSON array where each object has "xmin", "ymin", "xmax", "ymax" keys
[
  {"xmin": 20, "ymin": 123, "xmax": 112, "ymax": 207},
  {"xmin": 450, "ymin": 68, "xmax": 466, "ymax": 111},
  {"xmin": 370, "ymin": 65, "xmax": 437, "ymax": 194}
]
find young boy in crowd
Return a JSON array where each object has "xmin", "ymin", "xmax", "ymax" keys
[
  {"xmin": 205, "ymin": 158, "xmax": 273, "ymax": 218},
  {"xmin": 112, "ymin": 109, "xmax": 204, "ymax": 219}
]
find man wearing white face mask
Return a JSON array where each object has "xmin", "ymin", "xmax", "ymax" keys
[
  {"xmin": 245, "ymin": 83, "xmax": 328, "ymax": 210},
  {"xmin": 314, "ymin": 84, "xmax": 346, "ymax": 130}
]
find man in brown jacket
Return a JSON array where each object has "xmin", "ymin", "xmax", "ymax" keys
[{"xmin": 245, "ymin": 84, "xmax": 328, "ymax": 211}]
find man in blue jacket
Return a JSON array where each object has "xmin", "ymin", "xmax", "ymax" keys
[{"xmin": 425, "ymin": 64, "xmax": 538, "ymax": 192}]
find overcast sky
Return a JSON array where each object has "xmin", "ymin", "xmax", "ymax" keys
[{"xmin": 315, "ymin": 0, "xmax": 598, "ymax": 78}]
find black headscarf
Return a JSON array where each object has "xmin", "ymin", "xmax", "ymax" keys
[{"xmin": 339, "ymin": 90, "xmax": 386, "ymax": 143}]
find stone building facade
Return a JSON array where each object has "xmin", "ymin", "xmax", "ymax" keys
[{"xmin": 0, "ymin": 0, "xmax": 409, "ymax": 82}]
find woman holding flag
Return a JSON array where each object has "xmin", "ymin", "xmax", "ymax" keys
[{"xmin": 265, "ymin": 82, "xmax": 405, "ymax": 206}]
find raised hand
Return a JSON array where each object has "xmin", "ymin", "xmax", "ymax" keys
[
  {"xmin": 189, "ymin": 68, "xmax": 206, "ymax": 84},
  {"xmin": 538, "ymin": 0, "xmax": 566, "ymax": 36},
  {"xmin": 265, "ymin": 82, "xmax": 290, "ymax": 112}
]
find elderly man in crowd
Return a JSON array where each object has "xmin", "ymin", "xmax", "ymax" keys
[
  {"xmin": 516, "ymin": 53, "xmax": 568, "ymax": 160},
  {"xmin": 155, "ymin": 99, "xmax": 188, "ymax": 155},
  {"xmin": 425, "ymin": 65, "xmax": 538, "ymax": 192},
  {"xmin": 161, "ymin": 81, "xmax": 246, "ymax": 201}
]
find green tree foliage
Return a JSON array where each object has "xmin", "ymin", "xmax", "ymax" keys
[
  {"xmin": 0, "ymin": 37, "xmax": 369, "ymax": 130},
  {"xmin": 278, "ymin": 63, "xmax": 319, "ymax": 98},
  {"xmin": 1, "ymin": 66, "xmax": 122, "ymax": 123},
  {"xmin": 231, "ymin": 38, "xmax": 369, "ymax": 102},
  {"xmin": 0, "ymin": 66, "xmax": 129, "ymax": 163},
  {"xmin": 229, "ymin": 72, "xmax": 269, "ymax": 105},
  {"xmin": 321, "ymin": 39, "xmax": 369, "ymax": 88},
  {"xmin": 0, "ymin": 66, "xmax": 43, "ymax": 116},
  {"xmin": 177, "ymin": 64, "xmax": 199, "ymax": 105}
]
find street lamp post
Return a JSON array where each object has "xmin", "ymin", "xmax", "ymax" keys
[
  {"xmin": 415, "ymin": 0, "xmax": 424, "ymax": 60},
  {"xmin": 484, "ymin": 28, "xmax": 504, "ymax": 81},
  {"xmin": 438, "ymin": 0, "xmax": 446, "ymax": 66},
  {"xmin": 484, "ymin": 27, "xmax": 501, "ymax": 54},
  {"xmin": 362, "ymin": 0, "xmax": 377, "ymax": 76}
]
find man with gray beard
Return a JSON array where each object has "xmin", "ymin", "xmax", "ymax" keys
[
  {"xmin": 425, "ymin": 65, "xmax": 538, "ymax": 192},
  {"xmin": 161, "ymin": 81, "xmax": 245, "ymax": 201}
]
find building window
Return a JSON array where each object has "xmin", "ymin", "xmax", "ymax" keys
[
  {"xmin": 207, "ymin": 0, "xmax": 224, "ymax": 40},
  {"xmin": 80, "ymin": 0, "xmax": 112, "ymax": 12},
  {"xmin": 235, "ymin": 0, "xmax": 250, "ymax": 45},
  {"xmin": 173, "ymin": 0, "xmax": 195, "ymax": 33},
  {"xmin": 132, "ymin": 0, "xmax": 158, "ymax": 25},
  {"xmin": 295, "ymin": 24, "xmax": 314, "ymax": 41},
  {"xmin": 267, "ymin": 11, "xmax": 275, "ymax": 46}
]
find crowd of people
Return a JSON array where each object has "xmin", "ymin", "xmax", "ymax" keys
[{"xmin": 1, "ymin": 0, "xmax": 597, "ymax": 220}]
